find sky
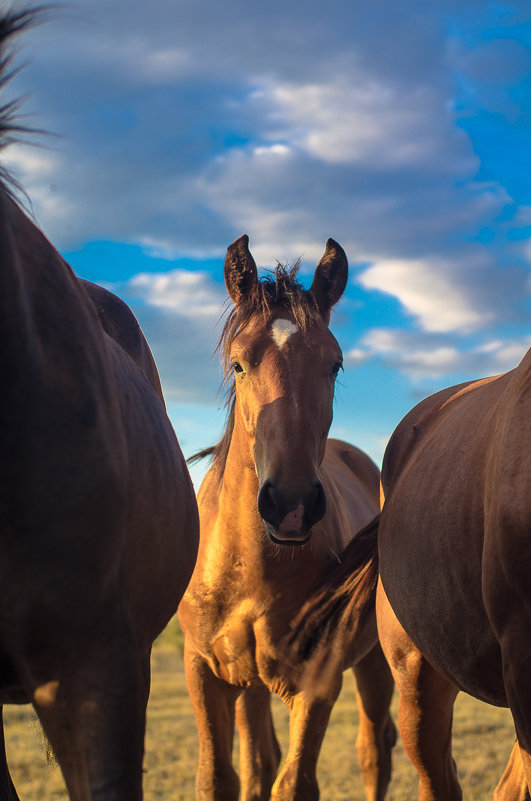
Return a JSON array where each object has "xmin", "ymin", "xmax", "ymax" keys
[{"xmin": 5, "ymin": 0, "xmax": 531, "ymax": 488}]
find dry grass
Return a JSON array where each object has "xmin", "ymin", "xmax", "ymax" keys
[{"xmin": 3, "ymin": 621, "xmax": 516, "ymax": 800}]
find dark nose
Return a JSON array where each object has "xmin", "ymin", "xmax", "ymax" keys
[{"xmin": 257, "ymin": 479, "xmax": 327, "ymax": 544}]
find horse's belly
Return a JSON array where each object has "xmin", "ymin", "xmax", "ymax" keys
[
  {"xmin": 380, "ymin": 507, "xmax": 507, "ymax": 706},
  {"xmin": 0, "ymin": 649, "xmax": 29, "ymax": 703}
]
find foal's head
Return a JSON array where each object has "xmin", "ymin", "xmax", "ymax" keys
[{"xmin": 221, "ymin": 234, "xmax": 347, "ymax": 546}]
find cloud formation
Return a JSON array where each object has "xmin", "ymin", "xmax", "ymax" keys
[
  {"xmin": 4, "ymin": 0, "xmax": 530, "ymax": 420},
  {"xmin": 346, "ymin": 328, "xmax": 531, "ymax": 382},
  {"xmin": 115, "ymin": 269, "xmax": 227, "ymax": 404}
]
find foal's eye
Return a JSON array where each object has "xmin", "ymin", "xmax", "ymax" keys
[
  {"xmin": 233, "ymin": 362, "xmax": 244, "ymax": 375},
  {"xmin": 331, "ymin": 361, "xmax": 343, "ymax": 378}
]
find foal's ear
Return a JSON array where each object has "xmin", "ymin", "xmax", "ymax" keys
[
  {"xmin": 224, "ymin": 234, "xmax": 258, "ymax": 304},
  {"xmin": 310, "ymin": 239, "xmax": 348, "ymax": 322}
]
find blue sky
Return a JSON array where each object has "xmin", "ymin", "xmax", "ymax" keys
[{"xmin": 6, "ymin": 0, "xmax": 531, "ymax": 487}]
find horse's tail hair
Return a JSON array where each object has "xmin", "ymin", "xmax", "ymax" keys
[
  {"xmin": 286, "ymin": 514, "xmax": 380, "ymax": 666},
  {"xmin": 0, "ymin": 6, "xmax": 50, "ymax": 201},
  {"xmin": 186, "ymin": 446, "xmax": 215, "ymax": 465}
]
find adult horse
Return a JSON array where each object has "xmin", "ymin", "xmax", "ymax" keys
[
  {"xmin": 375, "ymin": 348, "xmax": 531, "ymax": 801},
  {"xmin": 0, "ymin": 10, "xmax": 199, "ymax": 800},
  {"xmin": 287, "ymin": 346, "xmax": 531, "ymax": 801},
  {"xmin": 178, "ymin": 234, "xmax": 395, "ymax": 801}
]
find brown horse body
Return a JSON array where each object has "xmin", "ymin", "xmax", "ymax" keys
[
  {"xmin": 178, "ymin": 236, "xmax": 395, "ymax": 801},
  {"xmin": 0, "ymin": 12, "xmax": 199, "ymax": 799},
  {"xmin": 376, "ymin": 347, "xmax": 531, "ymax": 801},
  {"xmin": 289, "ymin": 344, "xmax": 531, "ymax": 801}
]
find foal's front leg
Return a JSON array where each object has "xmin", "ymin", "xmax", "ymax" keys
[
  {"xmin": 183, "ymin": 643, "xmax": 240, "ymax": 801},
  {"xmin": 236, "ymin": 685, "xmax": 281, "ymax": 801},
  {"xmin": 271, "ymin": 683, "xmax": 341, "ymax": 801}
]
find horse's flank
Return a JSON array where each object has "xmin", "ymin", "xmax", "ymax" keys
[
  {"xmin": 374, "ymin": 347, "xmax": 531, "ymax": 800},
  {"xmin": 0, "ymin": 12, "xmax": 199, "ymax": 799},
  {"xmin": 291, "ymin": 343, "xmax": 531, "ymax": 801}
]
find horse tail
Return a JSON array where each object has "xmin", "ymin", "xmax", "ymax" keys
[
  {"xmin": 186, "ymin": 446, "xmax": 215, "ymax": 465},
  {"xmin": 0, "ymin": 7, "xmax": 49, "ymax": 199},
  {"xmin": 286, "ymin": 514, "xmax": 380, "ymax": 666}
]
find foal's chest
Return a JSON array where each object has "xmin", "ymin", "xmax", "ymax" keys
[{"xmin": 207, "ymin": 599, "xmax": 283, "ymax": 688}]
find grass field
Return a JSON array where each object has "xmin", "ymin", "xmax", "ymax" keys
[{"xmin": 3, "ymin": 617, "xmax": 516, "ymax": 800}]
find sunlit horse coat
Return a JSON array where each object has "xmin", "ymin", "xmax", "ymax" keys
[{"xmin": 179, "ymin": 235, "xmax": 395, "ymax": 801}]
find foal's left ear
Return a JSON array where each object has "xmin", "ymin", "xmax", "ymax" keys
[
  {"xmin": 310, "ymin": 239, "xmax": 348, "ymax": 322},
  {"xmin": 224, "ymin": 234, "xmax": 258, "ymax": 304}
]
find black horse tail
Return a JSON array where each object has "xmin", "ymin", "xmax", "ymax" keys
[
  {"xmin": 285, "ymin": 514, "xmax": 380, "ymax": 666},
  {"xmin": 0, "ymin": 6, "xmax": 49, "ymax": 196}
]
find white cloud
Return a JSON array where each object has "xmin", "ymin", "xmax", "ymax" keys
[
  {"xmin": 127, "ymin": 270, "xmax": 225, "ymax": 318},
  {"xmin": 3, "ymin": 146, "xmax": 57, "ymax": 180},
  {"xmin": 252, "ymin": 144, "xmax": 290, "ymax": 157},
  {"xmin": 358, "ymin": 257, "xmax": 485, "ymax": 332},
  {"xmin": 268, "ymin": 79, "xmax": 474, "ymax": 172},
  {"xmin": 347, "ymin": 328, "xmax": 531, "ymax": 381},
  {"xmin": 4, "ymin": 0, "xmax": 529, "ymax": 343},
  {"xmin": 116, "ymin": 271, "xmax": 227, "ymax": 405}
]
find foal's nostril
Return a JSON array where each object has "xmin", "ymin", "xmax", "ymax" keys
[
  {"xmin": 257, "ymin": 479, "xmax": 279, "ymax": 528},
  {"xmin": 306, "ymin": 480, "xmax": 326, "ymax": 527}
]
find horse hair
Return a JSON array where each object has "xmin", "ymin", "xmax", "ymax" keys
[
  {"xmin": 0, "ymin": 6, "xmax": 50, "ymax": 201},
  {"xmin": 188, "ymin": 261, "xmax": 321, "ymax": 482},
  {"xmin": 286, "ymin": 515, "xmax": 380, "ymax": 663}
]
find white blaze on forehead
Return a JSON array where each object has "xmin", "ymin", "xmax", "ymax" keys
[{"xmin": 271, "ymin": 319, "xmax": 298, "ymax": 349}]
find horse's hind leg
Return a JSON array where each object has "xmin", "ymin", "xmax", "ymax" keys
[
  {"xmin": 494, "ymin": 741, "xmax": 530, "ymax": 801},
  {"xmin": 236, "ymin": 685, "xmax": 281, "ymax": 801},
  {"xmin": 32, "ymin": 609, "xmax": 146, "ymax": 801},
  {"xmin": 352, "ymin": 641, "xmax": 396, "ymax": 801},
  {"xmin": 497, "ymin": 634, "xmax": 531, "ymax": 799},
  {"xmin": 376, "ymin": 580, "xmax": 461, "ymax": 801},
  {"xmin": 0, "ymin": 708, "xmax": 20, "ymax": 801}
]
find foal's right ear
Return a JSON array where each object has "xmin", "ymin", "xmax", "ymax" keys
[
  {"xmin": 310, "ymin": 239, "xmax": 348, "ymax": 323},
  {"xmin": 224, "ymin": 234, "xmax": 258, "ymax": 304}
]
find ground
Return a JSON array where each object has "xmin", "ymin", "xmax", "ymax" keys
[{"xmin": 3, "ymin": 616, "xmax": 516, "ymax": 800}]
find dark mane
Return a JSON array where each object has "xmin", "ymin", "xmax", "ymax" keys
[
  {"xmin": 188, "ymin": 261, "xmax": 320, "ymax": 481},
  {"xmin": 0, "ymin": 7, "xmax": 49, "ymax": 198}
]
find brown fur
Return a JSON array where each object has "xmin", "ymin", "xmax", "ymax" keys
[
  {"xmin": 287, "ymin": 516, "xmax": 380, "ymax": 665},
  {"xmin": 292, "ymin": 346, "xmax": 531, "ymax": 801},
  {"xmin": 375, "ymin": 349, "xmax": 531, "ymax": 801}
]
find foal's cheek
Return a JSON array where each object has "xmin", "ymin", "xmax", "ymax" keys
[{"xmin": 236, "ymin": 386, "xmax": 259, "ymax": 436}]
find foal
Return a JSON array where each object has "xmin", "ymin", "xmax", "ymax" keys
[{"xmin": 179, "ymin": 235, "xmax": 395, "ymax": 801}]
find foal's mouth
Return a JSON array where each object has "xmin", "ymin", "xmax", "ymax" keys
[
  {"xmin": 265, "ymin": 522, "xmax": 312, "ymax": 547},
  {"xmin": 270, "ymin": 535, "xmax": 312, "ymax": 547}
]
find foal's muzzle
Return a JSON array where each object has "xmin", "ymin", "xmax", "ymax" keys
[{"xmin": 257, "ymin": 479, "xmax": 327, "ymax": 545}]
